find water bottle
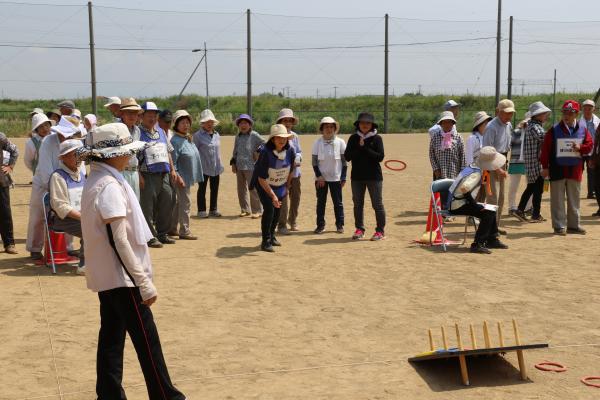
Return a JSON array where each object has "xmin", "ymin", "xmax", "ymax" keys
[{"xmin": 543, "ymin": 178, "xmax": 550, "ymax": 192}]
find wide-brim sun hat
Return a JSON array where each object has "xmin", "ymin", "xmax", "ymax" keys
[
  {"xmin": 51, "ymin": 116, "xmax": 80, "ymax": 138},
  {"xmin": 528, "ymin": 101, "xmax": 551, "ymax": 117},
  {"xmin": 78, "ymin": 122, "xmax": 152, "ymax": 160},
  {"xmin": 59, "ymin": 139, "xmax": 84, "ymax": 157},
  {"xmin": 353, "ymin": 112, "xmax": 378, "ymax": 130},
  {"xmin": 120, "ymin": 97, "xmax": 143, "ymax": 112},
  {"xmin": 31, "ymin": 113, "xmax": 52, "ymax": 133},
  {"xmin": 268, "ymin": 124, "xmax": 293, "ymax": 141},
  {"xmin": 319, "ymin": 116, "xmax": 340, "ymax": 134},
  {"xmin": 172, "ymin": 110, "xmax": 192, "ymax": 128},
  {"xmin": 437, "ymin": 110, "xmax": 456, "ymax": 125},
  {"xmin": 199, "ymin": 109, "xmax": 219, "ymax": 125},
  {"xmin": 30, "ymin": 107, "xmax": 44, "ymax": 116},
  {"xmin": 276, "ymin": 108, "xmax": 299, "ymax": 125},
  {"xmin": 477, "ymin": 146, "xmax": 506, "ymax": 171},
  {"xmin": 235, "ymin": 113, "xmax": 254, "ymax": 126},
  {"xmin": 472, "ymin": 111, "xmax": 493, "ymax": 130}
]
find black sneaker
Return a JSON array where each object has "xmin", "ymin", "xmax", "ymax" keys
[
  {"xmin": 261, "ymin": 242, "xmax": 274, "ymax": 252},
  {"xmin": 470, "ymin": 243, "xmax": 491, "ymax": 254},
  {"xmin": 314, "ymin": 226, "xmax": 325, "ymax": 234},
  {"xmin": 30, "ymin": 251, "xmax": 43, "ymax": 260},
  {"xmin": 529, "ymin": 215, "xmax": 546, "ymax": 223},
  {"xmin": 512, "ymin": 210, "xmax": 528, "ymax": 222},
  {"xmin": 270, "ymin": 237, "xmax": 281, "ymax": 246},
  {"xmin": 553, "ymin": 228, "xmax": 567, "ymax": 236},
  {"xmin": 567, "ymin": 227, "xmax": 586, "ymax": 235},
  {"xmin": 147, "ymin": 238, "xmax": 164, "ymax": 248},
  {"xmin": 486, "ymin": 238, "xmax": 508, "ymax": 249},
  {"xmin": 158, "ymin": 235, "xmax": 176, "ymax": 244}
]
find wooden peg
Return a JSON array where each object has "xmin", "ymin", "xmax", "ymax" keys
[
  {"xmin": 469, "ymin": 324, "xmax": 477, "ymax": 350},
  {"xmin": 455, "ymin": 323, "xmax": 470, "ymax": 385},
  {"xmin": 455, "ymin": 323, "xmax": 464, "ymax": 350},
  {"xmin": 512, "ymin": 319, "xmax": 527, "ymax": 380},
  {"xmin": 441, "ymin": 326, "xmax": 449, "ymax": 350},
  {"xmin": 428, "ymin": 329, "xmax": 435, "ymax": 351},
  {"xmin": 483, "ymin": 321, "xmax": 491, "ymax": 348},
  {"xmin": 498, "ymin": 321, "xmax": 504, "ymax": 347}
]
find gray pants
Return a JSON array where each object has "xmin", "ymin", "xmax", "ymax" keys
[
  {"xmin": 550, "ymin": 178, "xmax": 581, "ymax": 230},
  {"xmin": 236, "ymin": 170, "xmax": 262, "ymax": 214},
  {"xmin": 278, "ymin": 177, "xmax": 301, "ymax": 228},
  {"xmin": 351, "ymin": 180, "xmax": 386, "ymax": 233},
  {"xmin": 140, "ymin": 172, "xmax": 173, "ymax": 239},
  {"xmin": 175, "ymin": 185, "xmax": 192, "ymax": 236},
  {"xmin": 486, "ymin": 171, "xmax": 505, "ymax": 224}
]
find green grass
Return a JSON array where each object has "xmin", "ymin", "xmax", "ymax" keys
[{"xmin": 0, "ymin": 92, "xmax": 592, "ymax": 137}]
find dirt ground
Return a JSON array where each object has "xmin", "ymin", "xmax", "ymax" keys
[{"xmin": 1, "ymin": 134, "xmax": 599, "ymax": 400}]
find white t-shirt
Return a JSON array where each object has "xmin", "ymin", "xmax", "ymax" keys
[
  {"xmin": 81, "ymin": 162, "xmax": 153, "ymax": 293},
  {"xmin": 312, "ymin": 137, "xmax": 346, "ymax": 182}
]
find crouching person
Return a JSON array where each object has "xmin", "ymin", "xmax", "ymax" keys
[
  {"xmin": 48, "ymin": 139, "xmax": 86, "ymax": 273},
  {"xmin": 447, "ymin": 146, "xmax": 509, "ymax": 254}
]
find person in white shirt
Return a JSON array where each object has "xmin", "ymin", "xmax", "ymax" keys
[
  {"xmin": 79, "ymin": 122, "xmax": 185, "ymax": 400},
  {"xmin": 466, "ymin": 111, "xmax": 492, "ymax": 166},
  {"xmin": 312, "ymin": 117, "xmax": 347, "ymax": 234}
]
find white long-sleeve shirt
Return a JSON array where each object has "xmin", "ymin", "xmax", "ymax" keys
[{"xmin": 465, "ymin": 132, "xmax": 483, "ymax": 165}]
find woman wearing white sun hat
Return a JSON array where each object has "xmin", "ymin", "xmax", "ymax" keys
[{"xmin": 24, "ymin": 113, "xmax": 52, "ymax": 176}]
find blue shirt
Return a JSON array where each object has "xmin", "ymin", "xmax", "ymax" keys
[
  {"xmin": 288, "ymin": 132, "xmax": 302, "ymax": 178},
  {"xmin": 171, "ymin": 134, "xmax": 204, "ymax": 187},
  {"xmin": 252, "ymin": 144, "xmax": 296, "ymax": 198},
  {"xmin": 193, "ymin": 129, "xmax": 224, "ymax": 177}
]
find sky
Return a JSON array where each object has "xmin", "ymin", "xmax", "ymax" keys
[{"xmin": 1, "ymin": 0, "xmax": 600, "ymax": 100}]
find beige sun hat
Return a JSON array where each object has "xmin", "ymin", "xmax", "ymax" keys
[
  {"xmin": 31, "ymin": 113, "xmax": 52, "ymax": 133},
  {"xmin": 472, "ymin": 111, "xmax": 493, "ymax": 130},
  {"xmin": 497, "ymin": 99, "xmax": 516, "ymax": 113},
  {"xmin": 437, "ymin": 111, "xmax": 456, "ymax": 125},
  {"xmin": 276, "ymin": 108, "xmax": 299, "ymax": 124},
  {"xmin": 119, "ymin": 97, "xmax": 142, "ymax": 112},
  {"xmin": 199, "ymin": 109, "xmax": 219, "ymax": 125},
  {"xmin": 268, "ymin": 124, "xmax": 293, "ymax": 141},
  {"xmin": 319, "ymin": 116, "xmax": 340, "ymax": 134},
  {"xmin": 477, "ymin": 146, "xmax": 506, "ymax": 171},
  {"xmin": 172, "ymin": 110, "xmax": 192, "ymax": 128}
]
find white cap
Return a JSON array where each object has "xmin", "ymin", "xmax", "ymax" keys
[
  {"xmin": 583, "ymin": 99, "xmax": 595, "ymax": 108},
  {"xmin": 141, "ymin": 101, "xmax": 160, "ymax": 112},
  {"xmin": 443, "ymin": 100, "xmax": 460, "ymax": 110},
  {"xmin": 59, "ymin": 139, "xmax": 83, "ymax": 156},
  {"xmin": 103, "ymin": 96, "xmax": 121, "ymax": 108}
]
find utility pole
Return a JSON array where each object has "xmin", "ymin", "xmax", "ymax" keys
[
  {"xmin": 246, "ymin": 9, "xmax": 252, "ymax": 116},
  {"xmin": 87, "ymin": 1, "xmax": 97, "ymax": 115},
  {"xmin": 316, "ymin": 88, "xmax": 319, "ymax": 99},
  {"xmin": 333, "ymin": 86, "xmax": 338, "ymax": 99},
  {"xmin": 181, "ymin": 50, "xmax": 206, "ymax": 99},
  {"xmin": 552, "ymin": 69, "xmax": 557, "ymax": 124},
  {"xmin": 495, "ymin": 0, "xmax": 502, "ymax": 105},
  {"xmin": 204, "ymin": 41, "xmax": 209, "ymax": 108},
  {"xmin": 383, "ymin": 13, "xmax": 389, "ymax": 133},
  {"xmin": 507, "ymin": 16, "xmax": 513, "ymax": 99}
]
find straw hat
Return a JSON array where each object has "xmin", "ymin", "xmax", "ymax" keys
[
  {"xmin": 276, "ymin": 108, "xmax": 299, "ymax": 124},
  {"xmin": 528, "ymin": 101, "xmax": 551, "ymax": 117},
  {"xmin": 477, "ymin": 146, "xmax": 506, "ymax": 171},
  {"xmin": 103, "ymin": 96, "xmax": 121, "ymax": 108},
  {"xmin": 31, "ymin": 113, "xmax": 52, "ymax": 133},
  {"xmin": 172, "ymin": 110, "xmax": 192, "ymax": 128},
  {"xmin": 199, "ymin": 109, "xmax": 219, "ymax": 125},
  {"xmin": 268, "ymin": 124, "xmax": 292, "ymax": 141},
  {"xmin": 120, "ymin": 97, "xmax": 142, "ymax": 112},
  {"xmin": 59, "ymin": 139, "xmax": 84, "ymax": 157},
  {"xmin": 50, "ymin": 116, "xmax": 80, "ymax": 138},
  {"xmin": 319, "ymin": 116, "xmax": 340, "ymax": 134},
  {"xmin": 472, "ymin": 111, "xmax": 492, "ymax": 130},
  {"xmin": 437, "ymin": 111, "xmax": 456, "ymax": 125},
  {"xmin": 497, "ymin": 99, "xmax": 516, "ymax": 113},
  {"xmin": 79, "ymin": 123, "xmax": 151, "ymax": 160}
]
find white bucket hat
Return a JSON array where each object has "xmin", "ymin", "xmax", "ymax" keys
[
  {"xmin": 528, "ymin": 101, "xmax": 552, "ymax": 117},
  {"xmin": 79, "ymin": 123, "xmax": 151, "ymax": 160},
  {"xmin": 199, "ymin": 109, "xmax": 219, "ymax": 125},
  {"xmin": 30, "ymin": 107, "xmax": 44, "ymax": 117},
  {"xmin": 103, "ymin": 96, "xmax": 121, "ymax": 108},
  {"xmin": 472, "ymin": 111, "xmax": 492, "ymax": 130},
  {"xmin": 59, "ymin": 139, "xmax": 84, "ymax": 157},
  {"xmin": 276, "ymin": 108, "xmax": 299, "ymax": 124},
  {"xmin": 477, "ymin": 146, "xmax": 506, "ymax": 171},
  {"xmin": 268, "ymin": 124, "xmax": 293, "ymax": 141},
  {"xmin": 31, "ymin": 113, "xmax": 52, "ymax": 133},
  {"xmin": 319, "ymin": 116, "xmax": 340, "ymax": 134},
  {"xmin": 172, "ymin": 110, "xmax": 192, "ymax": 129},
  {"xmin": 437, "ymin": 111, "xmax": 456, "ymax": 125},
  {"xmin": 51, "ymin": 116, "xmax": 80, "ymax": 138}
]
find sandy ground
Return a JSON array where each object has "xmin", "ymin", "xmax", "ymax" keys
[{"xmin": 1, "ymin": 134, "xmax": 600, "ymax": 400}]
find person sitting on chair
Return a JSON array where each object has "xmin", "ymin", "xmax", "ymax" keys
[
  {"xmin": 48, "ymin": 139, "xmax": 86, "ymax": 274},
  {"xmin": 447, "ymin": 146, "xmax": 509, "ymax": 254}
]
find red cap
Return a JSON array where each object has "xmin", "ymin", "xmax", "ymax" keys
[{"xmin": 562, "ymin": 100, "xmax": 580, "ymax": 113}]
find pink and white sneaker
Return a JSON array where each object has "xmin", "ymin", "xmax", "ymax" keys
[
  {"xmin": 370, "ymin": 232, "xmax": 385, "ymax": 241},
  {"xmin": 352, "ymin": 229, "xmax": 365, "ymax": 240}
]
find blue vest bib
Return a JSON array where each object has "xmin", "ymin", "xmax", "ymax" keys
[
  {"xmin": 52, "ymin": 168, "xmax": 86, "ymax": 213},
  {"xmin": 140, "ymin": 127, "xmax": 171, "ymax": 173},
  {"xmin": 553, "ymin": 123, "xmax": 586, "ymax": 167}
]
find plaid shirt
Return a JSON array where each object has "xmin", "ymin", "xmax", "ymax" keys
[
  {"xmin": 523, "ymin": 119, "xmax": 545, "ymax": 183},
  {"xmin": 429, "ymin": 131, "xmax": 466, "ymax": 179}
]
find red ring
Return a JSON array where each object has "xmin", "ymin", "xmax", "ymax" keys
[
  {"xmin": 581, "ymin": 376, "xmax": 600, "ymax": 388},
  {"xmin": 535, "ymin": 362, "xmax": 567, "ymax": 373},
  {"xmin": 384, "ymin": 160, "xmax": 407, "ymax": 171}
]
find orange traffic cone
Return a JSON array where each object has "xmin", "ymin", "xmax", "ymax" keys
[
  {"xmin": 36, "ymin": 231, "xmax": 79, "ymax": 267},
  {"xmin": 414, "ymin": 193, "xmax": 456, "ymax": 246}
]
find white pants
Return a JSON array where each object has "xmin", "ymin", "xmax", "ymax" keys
[{"xmin": 26, "ymin": 184, "xmax": 46, "ymax": 253}]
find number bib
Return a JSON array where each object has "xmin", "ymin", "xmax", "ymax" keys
[
  {"xmin": 556, "ymin": 138, "xmax": 582, "ymax": 159},
  {"xmin": 267, "ymin": 167, "xmax": 290, "ymax": 187},
  {"xmin": 145, "ymin": 142, "xmax": 169, "ymax": 165},
  {"xmin": 69, "ymin": 186, "xmax": 83, "ymax": 212}
]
